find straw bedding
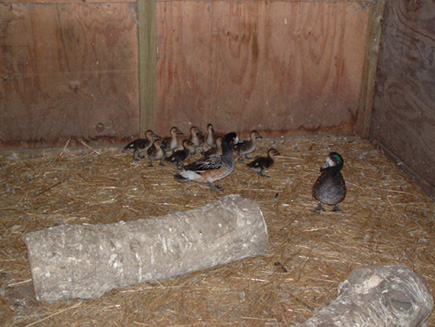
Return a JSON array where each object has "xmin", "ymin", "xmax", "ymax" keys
[{"xmin": 0, "ymin": 134, "xmax": 433, "ymax": 326}]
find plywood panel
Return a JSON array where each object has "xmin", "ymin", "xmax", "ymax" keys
[
  {"xmin": 0, "ymin": 3, "xmax": 138, "ymax": 147},
  {"xmin": 156, "ymin": 1, "xmax": 370, "ymax": 135},
  {"xmin": 370, "ymin": 0, "xmax": 435, "ymax": 195}
]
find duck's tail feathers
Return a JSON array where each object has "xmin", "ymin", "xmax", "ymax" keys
[{"xmin": 174, "ymin": 173, "xmax": 189, "ymax": 182}]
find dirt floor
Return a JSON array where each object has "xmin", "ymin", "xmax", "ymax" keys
[{"xmin": 0, "ymin": 134, "xmax": 434, "ymax": 326}]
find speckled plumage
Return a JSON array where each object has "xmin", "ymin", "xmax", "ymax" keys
[{"xmin": 312, "ymin": 152, "xmax": 346, "ymax": 212}]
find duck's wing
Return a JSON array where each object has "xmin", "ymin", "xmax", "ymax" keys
[
  {"xmin": 183, "ymin": 154, "xmax": 223, "ymax": 172},
  {"xmin": 246, "ymin": 159, "xmax": 258, "ymax": 168},
  {"xmin": 124, "ymin": 139, "xmax": 146, "ymax": 150}
]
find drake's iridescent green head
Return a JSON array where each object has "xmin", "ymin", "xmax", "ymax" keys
[{"xmin": 322, "ymin": 152, "xmax": 344, "ymax": 170}]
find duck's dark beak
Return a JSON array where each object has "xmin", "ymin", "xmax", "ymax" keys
[{"xmin": 320, "ymin": 162, "xmax": 330, "ymax": 171}]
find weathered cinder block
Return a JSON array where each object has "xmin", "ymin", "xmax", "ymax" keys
[
  {"xmin": 25, "ymin": 194, "xmax": 268, "ymax": 301},
  {"xmin": 299, "ymin": 265, "xmax": 433, "ymax": 327}
]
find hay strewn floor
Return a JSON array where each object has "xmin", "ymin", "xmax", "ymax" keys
[{"xmin": 0, "ymin": 134, "xmax": 434, "ymax": 326}]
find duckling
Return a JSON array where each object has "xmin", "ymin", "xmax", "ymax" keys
[
  {"xmin": 147, "ymin": 139, "xmax": 166, "ymax": 167},
  {"xmin": 124, "ymin": 130, "xmax": 158, "ymax": 160},
  {"xmin": 246, "ymin": 148, "xmax": 280, "ymax": 178},
  {"xmin": 187, "ymin": 126, "xmax": 204, "ymax": 156},
  {"xmin": 234, "ymin": 130, "xmax": 262, "ymax": 161},
  {"xmin": 203, "ymin": 136, "xmax": 223, "ymax": 157},
  {"xmin": 165, "ymin": 139, "xmax": 194, "ymax": 170},
  {"xmin": 312, "ymin": 152, "xmax": 346, "ymax": 212},
  {"xmin": 174, "ymin": 132, "xmax": 240, "ymax": 191},
  {"xmin": 206, "ymin": 123, "xmax": 220, "ymax": 149},
  {"xmin": 162, "ymin": 126, "xmax": 183, "ymax": 155}
]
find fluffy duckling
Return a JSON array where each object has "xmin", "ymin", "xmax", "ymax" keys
[
  {"xmin": 162, "ymin": 126, "xmax": 183, "ymax": 155},
  {"xmin": 147, "ymin": 139, "xmax": 166, "ymax": 167},
  {"xmin": 189, "ymin": 126, "xmax": 205, "ymax": 155},
  {"xmin": 206, "ymin": 123, "xmax": 220, "ymax": 149},
  {"xmin": 124, "ymin": 130, "xmax": 157, "ymax": 160},
  {"xmin": 174, "ymin": 132, "xmax": 240, "ymax": 191},
  {"xmin": 234, "ymin": 130, "xmax": 262, "ymax": 161},
  {"xmin": 203, "ymin": 136, "xmax": 223, "ymax": 157},
  {"xmin": 312, "ymin": 152, "xmax": 347, "ymax": 212},
  {"xmin": 165, "ymin": 139, "xmax": 194, "ymax": 170},
  {"xmin": 246, "ymin": 148, "xmax": 280, "ymax": 178}
]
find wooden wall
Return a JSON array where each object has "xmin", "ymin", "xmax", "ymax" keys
[
  {"xmin": 156, "ymin": 1, "xmax": 370, "ymax": 136},
  {"xmin": 0, "ymin": 0, "xmax": 372, "ymax": 148},
  {"xmin": 370, "ymin": 0, "xmax": 435, "ymax": 196},
  {"xmin": 0, "ymin": 1, "xmax": 138, "ymax": 147}
]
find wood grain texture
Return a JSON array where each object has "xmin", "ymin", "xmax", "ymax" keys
[
  {"xmin": 155, "ymin": 1, "xmax": 370, "ymax": 136},
  {"xmin": 137, "ymin": 0, "xmax": 157, "ymax": 137},
  {"xmin": 0, "ymin": 3, "xmax": 138, "ymax": 147},
  {"xmin": 370, "ymin": 0, "xmax": 435, "ymax": 194},
  {"xmin": 356, "ymin": 0, "xmax": 385, "ymax": 137}
]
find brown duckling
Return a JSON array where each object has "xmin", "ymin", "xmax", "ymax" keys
[
  {"xmin": 189, "ymin": 126, "xmax": 205, "ymax": 155},
  {"xmin": 124, "ymin": 130, "xmax": 158, "ymax": 160},
  {"xmin": 246, "ymin": 148, "xmax": 280, "ymax": 178},
  {"xmin": 203, "ymin": 136, "xmax": 223, "ymax": 157},
  {"xmin": 234, "ymin": 130, "xmax": 262, "ymax": 161},
  {"xmin": 206, "ymin": 123, "xmax": 220, "ymax": 149},
  {"xmin": 165, "ymin": 139, "xmax": 194, "ymax": 170},
  {"xmin": 147, "ymin": 139, "xmax": 166, "ymax": 167},
  {"xmin": 162, "ymin": 126, "xmax": 183, "ymax": 155},
  {"xmin": 174, "ymin": 132, "xmax": 240, "ymax": 191},
  {"xmin": 312, "ymin": 152, "xmax": 347, "ymax": 212}
]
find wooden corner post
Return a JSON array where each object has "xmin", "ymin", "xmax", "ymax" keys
[
  {"xmin": 137, "ymin": 0, "xmax": 157, "ymax": 137},
  {"xmin": 356, "ymin": 0, "xmax": 386, "ymax": 138}
]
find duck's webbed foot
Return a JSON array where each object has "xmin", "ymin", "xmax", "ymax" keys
[
  {"xmin": 133, "ymin": 152, "xmax": 145, "ymax": 161},
  {"xmin": 314, "ymin": 202, "xmax": 325, "ymax": 213},
  {"xmin": 332, "ymin": 205, "xmax": 341, "ymax": 212},
  {"xmin": 258, "ymin": 171, "xmax": 270, "ymax": 178},
  {"xmin": 159, "ymin": 161, "xmax": 165, "ymax": 166},
  {"xmin": 245, "ymin": 154, "xmax": 253, "ymax": 160}
]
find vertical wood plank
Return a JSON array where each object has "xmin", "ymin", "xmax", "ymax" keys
[
  {"xmin": 370, "ymin": 0, "xmax": 435, "ymax": 196},
  {"xmin": 356, "ymin": 0, "xmax": 385, "ymax": 138},
  {"xmin": 137, "ymin": 0, "xmax": 157, "ymax": 137}
]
